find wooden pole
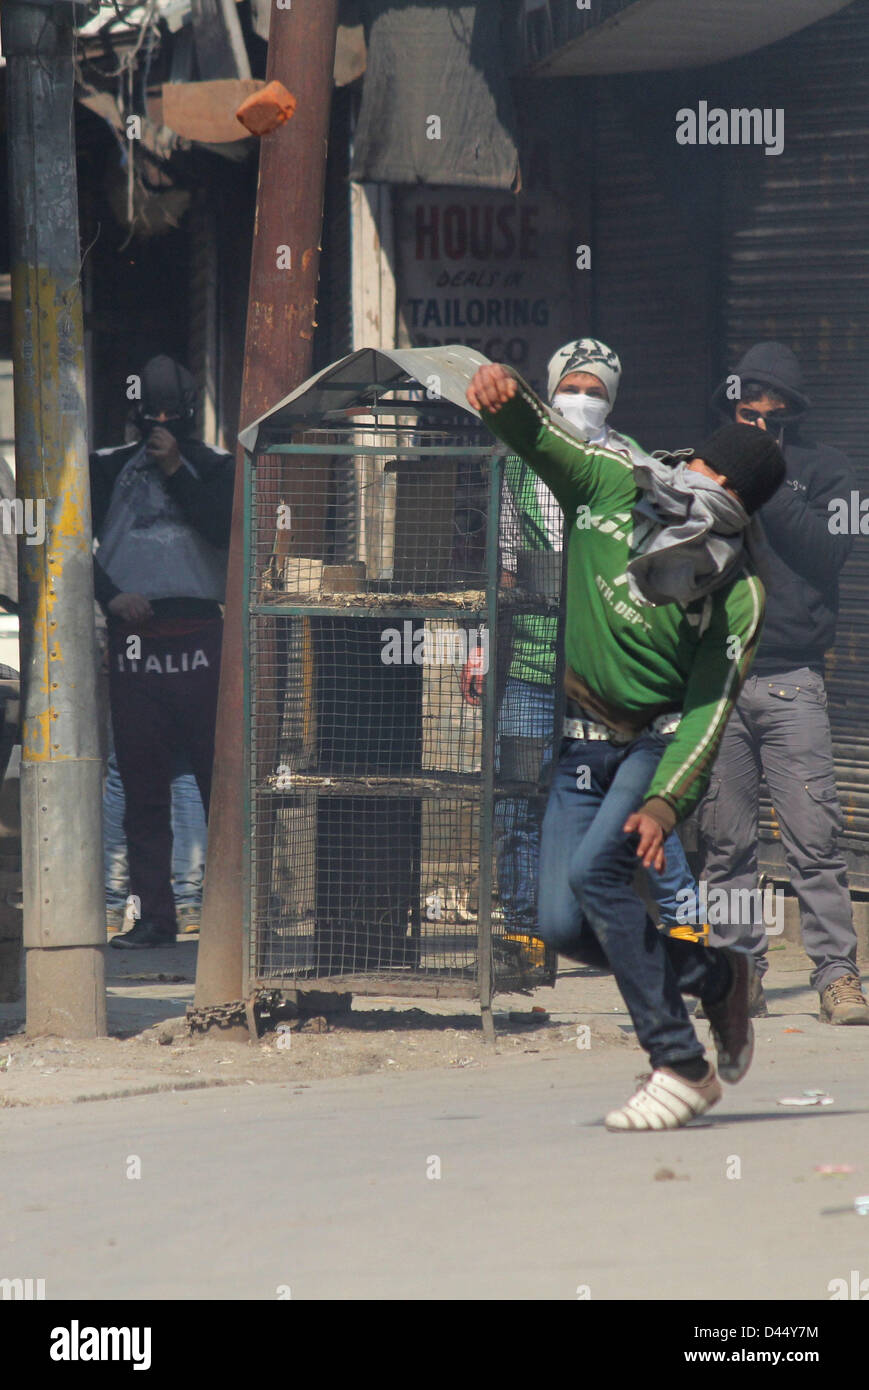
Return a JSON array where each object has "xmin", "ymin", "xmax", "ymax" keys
[{"xmin": 194, "ymin": 0, "xmax": 340, "ymax": 1028}]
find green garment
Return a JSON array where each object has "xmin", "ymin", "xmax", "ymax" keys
[
  {"xmin": 503, "ymin": 453, "xmax": 559, "ymax": 685},
  {"xmin": 484, "ymin": 380, "xmax": 765, "ymax": 827},
  {"xmin": 502, "ymin": 427, "xmax": 646, "ymax": 686}
]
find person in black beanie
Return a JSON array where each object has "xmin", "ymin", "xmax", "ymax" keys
[
  {"xmin": 696, "ymin": 423, "xmax": 787, "ymax": 517},
  {"xmin": 695, "ymin": 342, "xmax": 868, "ymax": 1025}
]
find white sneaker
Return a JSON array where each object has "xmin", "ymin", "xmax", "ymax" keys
[{"xmin": 605, "ymin": 1066, "xmax": 722, "ymax": 1132}]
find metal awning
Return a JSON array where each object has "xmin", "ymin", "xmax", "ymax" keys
[
  {"xmin": 526, "ymin": 0, "xmax": 854, "ymax": 74},
  {"xmin": 238, "ymin": 346, "xmax": 492, "ymax": 453}
]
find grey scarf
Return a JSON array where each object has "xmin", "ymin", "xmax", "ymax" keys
[{"xmin": 626, "ymin": 455, "xmax": 763, "ymax": 607}]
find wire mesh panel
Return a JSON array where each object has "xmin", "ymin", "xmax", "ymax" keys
[
  {"xmin": 491, "ymin": 452, "xmax": 562, "ymax": 987},
  {"xmin": 244, "ymin": 374, "xmax": 559, "ymax": 998}
]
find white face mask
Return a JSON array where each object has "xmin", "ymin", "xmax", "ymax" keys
[{"xmin": 552, "ymin": 392, "xmax": 611, "ymax": 440}]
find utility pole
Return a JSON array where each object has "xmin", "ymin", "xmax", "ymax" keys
[
  {"xmin": 194, "ymin": 1, "xmax": 340, "ymax": 1029},
  {"xmin": 2, "ymin": 1, "xmax": 107, "ymax": 1035}
]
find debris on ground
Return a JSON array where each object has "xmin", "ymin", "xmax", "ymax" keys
[
  {"xmin": 508, "ymin": 1009, "xmax": 550, "ymax": 1025},
  {"xmin": 778, "ymin": 1091, "xmax": 834, "ymax": 1106}
]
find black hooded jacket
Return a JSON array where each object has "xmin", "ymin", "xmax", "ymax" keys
[
  {"xmin": 90, "ymin": 356, "xmax": 234, "ymax": 617},
  {"xmin": 90, "ymin": 437, "xmax": 234, "ymax": 616},
  {"xmin": 712, "ymin": 343, "xmax": 855, "ymax": 674}
]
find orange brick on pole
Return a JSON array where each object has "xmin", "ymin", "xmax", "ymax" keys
[{"xmin": 235, "ymin": 80, "xmax": 297, "ymax": 136}]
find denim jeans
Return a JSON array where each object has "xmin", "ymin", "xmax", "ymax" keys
[
  {"xmin": 494, "ymin": 678, "xmax": 554, "ymax": 929},
  {"xmin": 494, "ymin": 678, "xmax": 702, "ymax": 934},
  {"xmin": 647, "ymin": 831, "xmax": 703, "ymax": 929},
  {"xmin": 104, "ymin": 751, "xmax": 207, "ymax": 913},
  {"xmin": 538, "ymin": 734, "xmax": 729, "ymax": 1069}
]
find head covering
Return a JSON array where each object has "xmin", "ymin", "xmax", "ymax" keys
[
  {"xmin": 711, "ymin": 341, "xmax": 811, "ymax": 417},
  {"xmin": 546, "ymin": 338, "xmax": 621, "ymax": 405},
  {"xmin": 694, "ymin": 422, "xmax": 786, "ymax": 516},
  {"xmin": 627, "ymin": 451, "xmax": 764, "ymax": 608},
  {"xmin": 136, "ymin": 355, "xmax": 197, "ymax": 436}
]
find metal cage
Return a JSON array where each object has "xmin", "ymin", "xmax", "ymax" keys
[{"xmin": 240, "ymin": 347, "xmax": 560, "ymax": 1031}]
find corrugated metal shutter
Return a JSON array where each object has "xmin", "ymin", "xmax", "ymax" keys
[
  {"xmin": 590, "ymin": 80, "xmax": 715, "ymax": 449},
  {"xmin": 312, "ymin": 87, "xmax": 354, "ymax": 375},
  {"xmin": 719, "ymin": 0, "xmax": 869, "ymax": 884}
]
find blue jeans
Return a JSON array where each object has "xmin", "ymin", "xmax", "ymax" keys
[
  {"xmin": 539, "ymin": 734, "xmax": 729, "ymax": 1069},
  {"xmin": 494, "ymin": 678, "xmax": 554, "ymax": 929},
  {"xmin": 647, "ymin": 830, "xmax": 703, "ymax": 929},
  {"xmin": 494, "ymin": 678, "xmax": 702, "ymax": 933},
  {"xmin": 104, "ymin": 751, "xmax": 207, "ymax": 913}
]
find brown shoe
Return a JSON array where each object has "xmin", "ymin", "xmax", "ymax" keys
[
  {"xmin": 703, "ymin": 948, "xmax": 755, "ymax": 1084},
  {"xmin": 820, "ymin": 974, "xmax": 869, "ymax": 1025},
  {"xmin": 748, "ymin": 974, "xmax": 769, "ymax": 1017},
  {"xmin": 696, "ymin": 971, "xmax": 768, "ymax": 1020}
]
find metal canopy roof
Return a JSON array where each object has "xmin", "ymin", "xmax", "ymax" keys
[
  {"xmin": 238, "ymin": 345, "xmax": 491, "ymax": 453},
  {"xmin": 530, "ymin": 0, "xmax": 854, "ymax": 75}
]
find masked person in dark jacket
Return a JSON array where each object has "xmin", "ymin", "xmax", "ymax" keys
[
  {"xmin": 91, "ymin": 356, "xmax": 234, "ymax": 949},
  {"xmin": 696, "ymin": 341, "xmax": 869, "ymax": 1023}
]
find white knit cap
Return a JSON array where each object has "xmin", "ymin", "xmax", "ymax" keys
[{"xmin": 546, "ymin": 338, "xmax": 621, "ymax": 405}]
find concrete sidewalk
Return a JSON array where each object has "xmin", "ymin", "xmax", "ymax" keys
[{"xmin": 0, "ymin": 931, "xmax": 865, "ymax": 1109}]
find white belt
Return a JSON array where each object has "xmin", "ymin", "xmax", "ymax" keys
[{"xmin": 563, "ymin": 711, "xmax": 680, "ymax": 745}]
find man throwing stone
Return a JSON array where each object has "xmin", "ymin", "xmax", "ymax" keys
[{"xmin": 467, "ymin": 361, "xmax": 785, "ymax": 1131}]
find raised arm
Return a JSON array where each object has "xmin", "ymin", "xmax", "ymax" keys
[{"xmin": 468, "ymin": 363, "xmax": 627, "ymax": 513}]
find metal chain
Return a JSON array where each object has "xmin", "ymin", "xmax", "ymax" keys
[
  {"xmin": 186, "ymin": 990, "xmax": 288, "ymax": 1037},
  {"xmin": 185, "ymin": 1000, "xmax": 248, "ymax": 1033}
]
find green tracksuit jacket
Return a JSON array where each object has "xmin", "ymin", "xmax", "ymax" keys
[{"xmin": 483, "ymin": 378, "xmax": 765, "ymax": 832}]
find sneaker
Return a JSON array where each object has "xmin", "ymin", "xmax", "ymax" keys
[
  {"xmin": 702, "ymin": 948, "xmax": 755, "ymax": 1084},
  {"xmin": 106, "ymin": 909, "xmax": 125, "ymax": 937},
  {"xmin": 819, "ymin": 974, "xmax": 869, "ymax": 1025},
  {"xmin": 110, "ymin": 919, "xmax": 176, "ymax": 950},
  {"xmin": 605, "ymin": 1065, "xmax": 722, "ymax": 1132},
  {"xmin": 177, "ymin": 907, "xmax": 201, "ymax": 934}
]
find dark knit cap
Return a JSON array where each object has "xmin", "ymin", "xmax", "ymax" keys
[
  {"xmin": 137, "ymin": 355, "xmax": 197, "ymax": 433},
  {"xmin": 694, "ymin": 423, "xmax": 786, "ymax": 515}
]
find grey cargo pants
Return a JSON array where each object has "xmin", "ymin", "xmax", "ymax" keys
[{"xmin": 695, "ymin": 666, "xmax": 857, "ymax": 994}]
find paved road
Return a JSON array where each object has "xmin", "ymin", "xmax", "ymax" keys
[{"xmin": 2, "ymin": 1039, "xmax": 868, "ymax": 1300}]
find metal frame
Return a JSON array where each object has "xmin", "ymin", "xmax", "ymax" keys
[
  {"xmin": 242, "ymin": 433, "xmax": 502, "ymax": 1011},
  {"xmin": 240, "ymin": 351, "xmax": 557, "ymax": 1031}
]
